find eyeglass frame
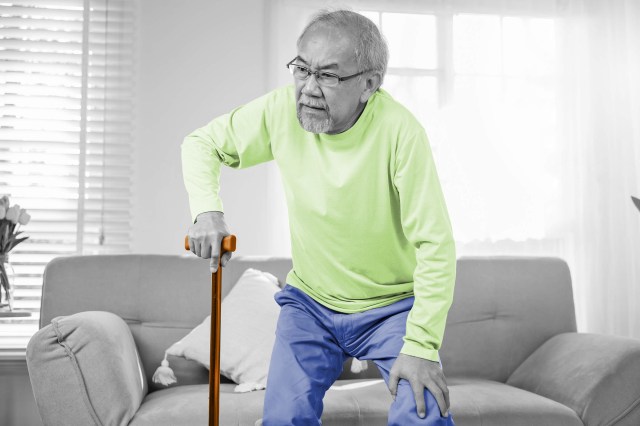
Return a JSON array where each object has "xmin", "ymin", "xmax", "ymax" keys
[{"xmin": 286, "ymin": 57, "xmax": 370, "ymax": 86}]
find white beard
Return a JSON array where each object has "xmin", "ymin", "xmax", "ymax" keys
[{"xmin": 297, "ymin": 107, "xmax": 333, "ymax": 134}]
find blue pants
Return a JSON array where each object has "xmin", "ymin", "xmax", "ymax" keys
[{"xmin": 262, "ymin": 284, "xmax": 456, "ymax": 426}]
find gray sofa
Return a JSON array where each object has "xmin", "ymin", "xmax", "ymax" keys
[{"xmin": 26, "ymin": 255, "xmax": 640, "ymax": 425}]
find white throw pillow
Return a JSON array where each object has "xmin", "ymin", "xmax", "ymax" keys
[{"xmin": 163, "ymin": 268, "xmax": 281, "ymax": 392}]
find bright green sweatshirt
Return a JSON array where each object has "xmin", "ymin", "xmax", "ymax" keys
[{"xmin": 181, "ymin": 85, "xmax": 456, "ymax": 362}]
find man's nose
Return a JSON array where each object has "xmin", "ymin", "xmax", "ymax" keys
[{"xmin": 301, "ymin": 73, "xmax": 322, "ymax": 97}]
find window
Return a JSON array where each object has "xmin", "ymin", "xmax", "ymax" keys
[
  {"xmin": 361, "ymin": 11, "xmax": 439, "ymax": 133},
  {"xmin": 0, "ymin": 0, "xmax": 136, "ymax": 352},
  {"xmin": 359, "ymin": 6, "xmax": 559, "ymax": 245}
]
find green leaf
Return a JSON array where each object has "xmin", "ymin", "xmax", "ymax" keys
[
  {"xmin": 8, "ymin": 236, "xmax": 29, "ymax": 251},
  {"xmin": 0, "ymin": 264, "xmax": 8, "ymax": 297},
  {"xmin": 1, "ymin": 225, "xmax": 9, "ymax": 252}
]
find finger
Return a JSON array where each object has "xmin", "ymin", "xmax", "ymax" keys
[
  {"xmin": 431, "ymin": 372, "xmax": 451, "ymax": 415},
  {"xmin": 431, "ymin": 374, "xmax": 448, "ymax": 401},
  {"xmin": 188, "ymin": 237, "xmax": 196, "ymax": 255},
  {"xmin": 388, "ymin": 371, "xmax": 399, "ymax": 401},
  {"xmin": 435, "ymin": 361, "xmax": 451, "ymax": 417},
  {"xmin": 211, "ymin": 253, "xmax": 220, "ymax": 271},
  {"xmin": 194, "ymin": 239, "xmax": 201, "ymax": 257},
  {"xmin": 410, "ymin": 381, "xmax": 427, "ymax": 419},
  {"xmin": 221, "ymin": 252, "xmax": 232, "ymax": 267},
  {"xmin": 442, "ymin": 383, "xmax": 450, "ymax": 414},
  {"xmin": 201, "ymin": 238, "xmax": 212, "ymax": 260},
  {"xmin": 427, "ymin": 383, "xmax": 448, "ymax": 418},
  {"xmin": 211, "ymin": 234, "xmax": 224, "ymax": 270}
]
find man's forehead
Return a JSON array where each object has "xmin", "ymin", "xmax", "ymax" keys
[
  {"xmin": 296, "ymin": 55, "xmax": 339, "ymax": 70},
  {"xmin": 297, "ymin": 23, "xmax": 357, "ymax": 70}
]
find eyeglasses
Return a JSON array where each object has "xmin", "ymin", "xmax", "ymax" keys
[{"xmin": 286, "ymin": 57, "xmax": 369, "ymax": 87}]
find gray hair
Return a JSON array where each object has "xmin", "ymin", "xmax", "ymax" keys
[{"xmin": 297, "ymin": 9, "xmax": 389, "ymax": 86}]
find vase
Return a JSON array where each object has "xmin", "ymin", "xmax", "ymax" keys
[{"xmin": 0, "ymin": 254, "xmax": 15, "ymax": 311}]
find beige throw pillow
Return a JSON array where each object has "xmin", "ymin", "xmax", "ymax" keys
[{"xmin": 164, "ymin": 268, "xmax": 281, "ymax": 392}]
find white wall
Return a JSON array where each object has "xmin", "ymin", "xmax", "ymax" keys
[
  {"xmin": 133, "ymin": 0, "xmax": 289, "ymax": 256},
  {"xmin": 0, "ymin": 359, "xmax": 42, "ymax": 426}
]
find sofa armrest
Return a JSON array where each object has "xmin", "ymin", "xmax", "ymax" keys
[
  {"xmin": 507, "ymin": 332, "xmax": 640, "ymax": 426},
  {"xmin": 27, "ymin": 311, "xmax": 148, "ymax": 426}
]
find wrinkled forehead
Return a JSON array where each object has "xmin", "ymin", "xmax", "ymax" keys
[{"xmin": 297, "ymin": 23, "xmax": 358, "ymax": 71}]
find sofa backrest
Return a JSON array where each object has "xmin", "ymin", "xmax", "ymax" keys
[
  {"xmin": 40, "ymin": 255, "xmax": 576, "ymax": 390},
  {"xmin": 441, "ymin": 256, "xmax": 576, "ymax": 382}
]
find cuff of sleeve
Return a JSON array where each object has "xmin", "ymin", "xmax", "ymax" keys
[
  {"xmin": 189, "ymin": 197, "xmax": 224, "ymax": 223},
  {"xmin": 400, "ymin": 342, "xmax": 440, "ymax": 363}
]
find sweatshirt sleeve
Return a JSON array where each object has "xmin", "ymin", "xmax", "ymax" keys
[
  {"xmin": 181, "ymin": 91, "xmax": 277, "ymax": 222},
  {"xmin": 392, "ymin": 128, "xmax": 456, "ymax": 363}
]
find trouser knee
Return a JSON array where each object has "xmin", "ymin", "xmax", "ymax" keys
[{"xmin": 387, "ymin": 381, "xmax": 455, "ymax": 426}]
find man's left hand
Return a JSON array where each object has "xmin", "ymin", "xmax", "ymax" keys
[{"xmin": 388, "ymin": 353, "xmax": 450, "ymax": 418}]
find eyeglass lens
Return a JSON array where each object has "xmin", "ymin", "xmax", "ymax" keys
[{"xmin": 289, "ymin": 64, "xmax": 339, "ymax": 86}]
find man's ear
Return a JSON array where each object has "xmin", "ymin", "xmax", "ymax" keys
[{"xmin": 360, "ymin": 71, "xmax": 382, "ymax": 103}]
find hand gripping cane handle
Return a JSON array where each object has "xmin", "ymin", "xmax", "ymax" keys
[
  {"xmin": 184, "ymin": 235, "xmax": 237, "ymax": 254},
  {"xmin": 184, "ymin": 234, "xmax": 236, "ymax": 426}
]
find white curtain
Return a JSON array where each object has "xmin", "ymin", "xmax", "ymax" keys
[
  {"xmin": 433, "ymin": 0, "xmax": 640, "ymax": 339},
  {"xmin": 553, "ymin": 0, "xmax": 640, "ymax": 337},
  {"xmin": 265, "ymin": 0, "xmax": 640, "ymax": 339}
]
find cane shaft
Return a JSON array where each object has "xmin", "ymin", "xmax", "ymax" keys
[
  {"xmin": 184, "ymin": 234, "xmax": 237, "ymax": 426},
  {"xmin": 210, "ymin": 263, "xmax": 221, "ymax": 426}
]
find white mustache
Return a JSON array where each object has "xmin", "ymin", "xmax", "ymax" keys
[{"xmin": 298, "ymin": 97, "xmax": 327, "ymax": 110}]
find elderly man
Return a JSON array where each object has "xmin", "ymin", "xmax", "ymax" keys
[{"xmin": 182, "ymin": 9, "xmax": 456, "ymax": 426}]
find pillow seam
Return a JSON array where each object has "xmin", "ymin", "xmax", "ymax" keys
[{"xmin": 52, "ymin": 318, "xmax": 103, "ymax": 426}]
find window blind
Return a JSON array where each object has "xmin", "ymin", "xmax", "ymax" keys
[{"xmin": 0, "ymin": 0, "xmax": 136, "ymax": 353}]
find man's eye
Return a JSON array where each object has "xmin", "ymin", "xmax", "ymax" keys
[
  {"xmin": 295, "ymin": 66, "xmax": 308, "ymax": 73},
  {"xmin": 319, "ymin": 73, "xmax": 339, "ymax": 82}
]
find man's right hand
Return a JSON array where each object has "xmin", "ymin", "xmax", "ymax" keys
[{"xmin": 187, "ymin": 211, "xmax": 232, "ymax": 273}]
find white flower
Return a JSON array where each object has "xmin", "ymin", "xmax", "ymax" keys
[
  {"xmin": 5, "ymin": 205, "xmax": 20, "ymax": 224},
  {"xmin": 18, "ymin": 209, "xmax": 31, "ymax": 226}
]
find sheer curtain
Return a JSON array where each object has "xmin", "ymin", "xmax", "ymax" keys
[
  {"xmin": 265, "ymin": 0, "xmax": 640, "ymax": 339},
  {"xmin": 554, "ymin": 0, "xmax": 640, "ymax": 337},
  {"xmin": 440, "ymin": 0, "xmax": 640, "ymax": 338}
]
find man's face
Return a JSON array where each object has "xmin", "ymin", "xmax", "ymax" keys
[{"xmin": 294, "ymin": 24, "xmax": 366, "ymax": 134}]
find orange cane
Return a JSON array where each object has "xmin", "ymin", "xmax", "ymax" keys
[{"xmin": 184, "ymin": 235, "xmax": 237, "ymax": 426}]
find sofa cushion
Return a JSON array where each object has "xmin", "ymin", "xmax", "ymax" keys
[
  {"xmin": 129, "ymin": 385, "xmax": 208, "ymax": 426},
  {"xmin": 128, "ymin": 378, "xmax": 585, "ymax": 426},
  {"xmin": 129, "ymin": 380, "xmax": 395, "ymax": 426},
  {"xmin": 220, "ymin": 268, "xmax": 281, "ymax": 388},
  {"xmin": 446, "ymin": 378, "xmax": 583, "ymax": 426}
]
